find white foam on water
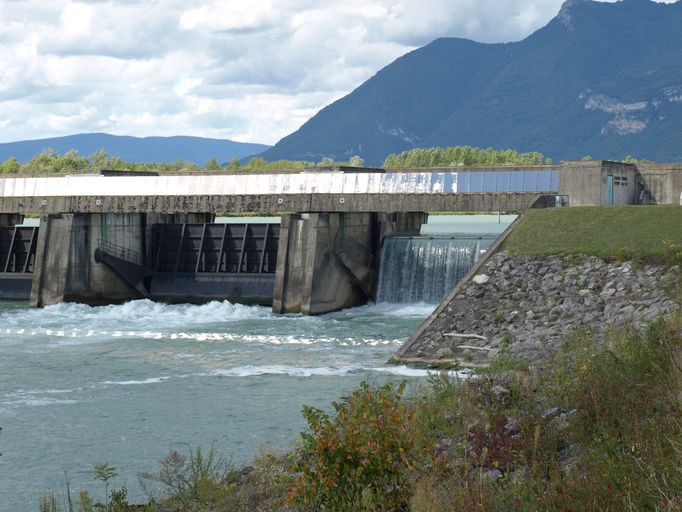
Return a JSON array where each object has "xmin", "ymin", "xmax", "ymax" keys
[
  {"xmin": 209, "ymin": 365, "xmax": 361, "ymax": 377},
  {"xmin": 0, "ymin": 300, "xmax": 276, "ymax": 333},
  {"xmin": 370, "ymin": 366, "xmax": 472, "ymax": 379},
  {"xmin": 4, "ymin": 388, "xmax": 80, "ymax": 401},
  {"xmin": 24, "ymin": 388, "xmax": 79, "ymax": 395},
  {"xmin": 6, "ymin": 329, "xmax": 405, "ymax": 351},
  {"xmin": 340, "ymin": 302, "xmax": 438, "ymax": 318},
  {"xmin": 101, "ymin": 377, "xmax": 170, "ymax": 386},
  {"xmin": 203, "ymin": 365, "xmax": 464, "ymax": 379},
  {"xmin": 369, "ymin": 366, "xmax": 434, "ymax": 377},
  {"xmin": 2, "ymin": 397, "xmax": 80, "ymax": 407}
]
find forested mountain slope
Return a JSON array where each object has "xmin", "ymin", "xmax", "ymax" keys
[{"xmin": 260, "ymin": 0, "xmax": 682, "ymax": 165}]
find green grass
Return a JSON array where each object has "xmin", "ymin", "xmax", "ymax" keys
[{"xmin": 502, "ymin": 206, "xmax": 682, "ymax": 261}]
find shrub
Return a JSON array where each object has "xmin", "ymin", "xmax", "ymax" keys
[
  {"xmin": 546, "ymin": 319, "xmax": 682, "ymax": 511},
  {"xmin": 233, "ymin": 450, "xmax": 293, "ymax": 511},
  {"xmin": 407, "ymin": 313, "xmax": 682, "ymax": 511},
  {"xmin": 663, "ymin": 240, "xmax": 682, "ymax": 266},
  {"xmin": 39, "ymin": 493, "xmax": 60, "ymax": 512},
  {"xmin": 138, "ymin": 445, "xmax": 238, "ymax": 510},
  {"xmin": 288, "ymin": 381, "xmax": 419, "ymax": 511}
]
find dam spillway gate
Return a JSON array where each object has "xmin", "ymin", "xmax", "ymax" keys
[
  {"xmin": 3, "ymin": 211, "xmax": 434, "ymax": 313},
  {"xmin": 0, "ymin": 226, "xmax": 38, "ymax": 299},
  {"xmin": 0, "ymin": 223, "xmax": 281, "ymax": 304},
  {"xmin": 95, "ymin": 223, "xmax": 280, "ymax": 305},
  {"xmin": 150, "ymin": 223, "xmax": 279, "ymax": 274}
]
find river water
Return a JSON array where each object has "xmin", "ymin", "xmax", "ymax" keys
[{"xmin": 0, "ymin": 215, "xmax": 514, "ymax": 510}]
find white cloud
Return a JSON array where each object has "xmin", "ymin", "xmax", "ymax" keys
[
  {"xmin": 59, "ymin": 2, "xmax": 94, "ymax": 37},
  {"xmin": 174, "ymin": 77, "xmax": 203, "ymax": 97},
  {"xmin": 0, "ymin": 0, "xmax": 676, "ymax": 147},
  {"xmin": 178, "ymin": 0, "xmax": 278, "ymax": 32}
]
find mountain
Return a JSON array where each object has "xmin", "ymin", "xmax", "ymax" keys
[
  {"xmin": 0, "ymin": 133, "xmax": 270, "ymax": 165},
  {"xmin": 260, "ymin": 0, "xmax": 682, "ymax": 165}
]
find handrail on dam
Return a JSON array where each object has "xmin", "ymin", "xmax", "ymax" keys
[{"xmin": 97, "ymin": 239, "xmax": 145, "ymax": 267}]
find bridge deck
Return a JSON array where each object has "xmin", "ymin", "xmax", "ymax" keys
[{"xmin": 0, "ymin": 170, "xmax": 560, "ymax": 213}]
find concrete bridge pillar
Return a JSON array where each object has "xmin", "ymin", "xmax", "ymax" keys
[
  {"xmin": 29, "ymin": 212, "xmax": 212, "ymax": 307},
  {"xmin": 272, "ymin": 212, "xmax": 427, "ymax": 315}
]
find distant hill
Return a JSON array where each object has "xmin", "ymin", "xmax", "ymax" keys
[
  {"xmin": 0, "ymin": 133, "xmax": 270, "ymax": 165},
  {"xmin": 260, "ymin": 0, "xmax": 682, "ymax": 165}
]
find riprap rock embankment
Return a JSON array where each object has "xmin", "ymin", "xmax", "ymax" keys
[{"xmin": 398, "ymin": 252, "xmax": 680, "ymax": 367}]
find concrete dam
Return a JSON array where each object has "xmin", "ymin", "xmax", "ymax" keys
[
  {"xmin": 0, "ymin": 160, "xmax": 678, "ymax": 314},
  {"xmin": 0, "ymin": 220, "xmax": 497, "ymax": 308}
]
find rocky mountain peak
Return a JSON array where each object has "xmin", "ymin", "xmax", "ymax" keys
[
  {"xmin": 259, "ymin": 0, "xmax": 682, "ymax": 165},
  {"xmin": 557, "ymin": 0, "xmax": 590, "ymax": 28}
]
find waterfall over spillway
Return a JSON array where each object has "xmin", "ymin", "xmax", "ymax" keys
[{"xmin": 376, "ymin": 236, "xmax": 495, "ymax": 304}]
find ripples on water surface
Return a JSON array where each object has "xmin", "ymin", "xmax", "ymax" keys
[
  {"xmin": 0, "ymin": 299, "xmax": 438, "ymax": 509},
  {"xmin": 0, "ymin": 215, "xmax": 513, "ymax": 509}
]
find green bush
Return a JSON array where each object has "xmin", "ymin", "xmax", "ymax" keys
[
  {"xmin": 663, "ymin": 240, "xmax": 682, "ymax": 266},
  {"xmin": 288, "ymin": 381, "xmax": 419, "ymax": 511},
  {"xmin": 232, "ymin": 450, "xmax": 293, "ymax": 511}
]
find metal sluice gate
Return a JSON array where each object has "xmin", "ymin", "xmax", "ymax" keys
[
  {"xmin": 0, "ymin": 226, "xmax": 38, "ymax": 299},
  {"xmin": 0, "ymin": 226, "xmax": 38, "ymax": 273},
  {"xmin": 94, "ymin": 223, "xmax": 281, "ymax": 305},
  {"xmin": 150, "ymin": 223, "xmax": 280, "ymax": 274}
]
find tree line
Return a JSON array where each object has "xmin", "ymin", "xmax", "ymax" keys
[
  {"xmin": 0, "ymin": 149, "xmax": 367, "ymax": 175},
  {"xmin": 383, "ymin": 146, "xmax": 552, "ymax": 168},
  {"xmin": 0, "ymin": 146, "xmax": 653, "ymax": 175}
]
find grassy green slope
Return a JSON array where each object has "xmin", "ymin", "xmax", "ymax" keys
[{"xmin": 502, "ymin": 206, "xmax": 682, "ymax": 260}]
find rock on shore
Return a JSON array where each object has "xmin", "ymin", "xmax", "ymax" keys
[{"xmin": 402, "ymin": 252, "xmax": 680, "ymax": 366}]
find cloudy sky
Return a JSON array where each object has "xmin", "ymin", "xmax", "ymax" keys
[{"xmin": 0, "ymin": 0, "xmax": 657, "ymax": 145}]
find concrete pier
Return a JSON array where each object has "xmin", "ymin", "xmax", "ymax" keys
[
  {"xmin": 273, "ymin": 212, "xmax": 427, "ymax": 315},
  {"xmin": 30, "ymin": 212, "xmax": 212, "ymax": 307}
]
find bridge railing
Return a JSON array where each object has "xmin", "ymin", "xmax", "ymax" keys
[{"xmin": 96, "ymin": 239, "xmax": 145, "ymax": 267}]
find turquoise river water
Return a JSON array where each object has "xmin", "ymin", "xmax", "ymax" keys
[{"xmin": 0, "ymin": 215, "xmax": 514, "ymax": 510}]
